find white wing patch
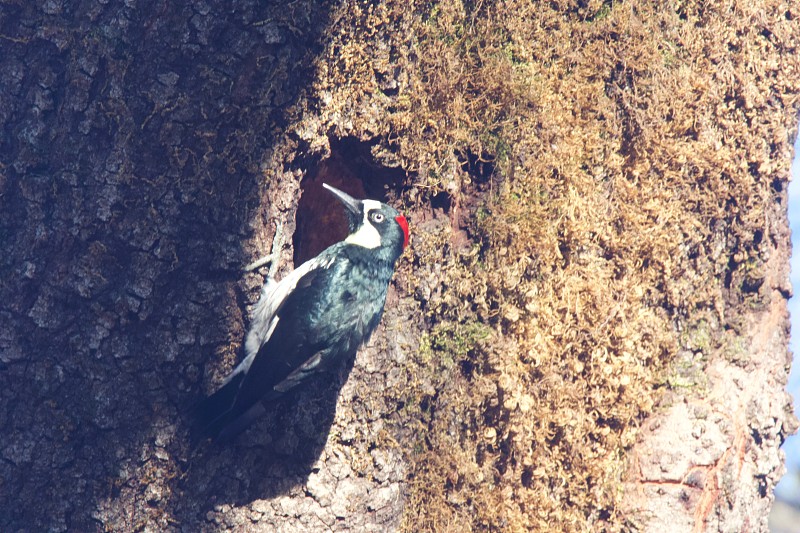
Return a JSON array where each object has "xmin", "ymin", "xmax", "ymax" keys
[
  {"xmin": 222, "ymin": 253, "xmax": 335, "ymax": 385},
  {"xmin": 345, "ymin": 199, "xmax": 383, "ymax": 249}
]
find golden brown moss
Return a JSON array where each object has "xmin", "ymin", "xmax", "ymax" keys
[{"xmin": 299, "ymin": 0, "xmax": 800, "ymax": 530}]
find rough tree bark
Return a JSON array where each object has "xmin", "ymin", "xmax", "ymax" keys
[{"xmin": 1, "ymin": 1, "xmax": 798, "ymax": 532}]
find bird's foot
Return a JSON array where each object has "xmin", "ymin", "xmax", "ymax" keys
[{"xmin": 244, "ymin": 222, "xmax": 284, "ymax": 277}]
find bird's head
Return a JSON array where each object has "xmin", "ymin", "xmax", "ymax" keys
[{"xmin": 323, "ymin": 183, "xmax": 409, "ymax": 257}]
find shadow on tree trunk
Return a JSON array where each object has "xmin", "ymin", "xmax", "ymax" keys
[
  {"xmin": 0, "ymin": 1, "xmax": 342, "ymax": 530},
  {"xmin": 176, "ymin": 359, "xmax": 353, "ymax": 514}
]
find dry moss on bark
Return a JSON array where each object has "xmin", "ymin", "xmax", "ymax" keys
[{"xmin": 292, "ymin": 0, "xmax": 800, "ymax": 530}]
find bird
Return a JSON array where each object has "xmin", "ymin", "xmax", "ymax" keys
[{"xmin": 192, "ymin": 183, "xmax": 409, "ymax": 442}]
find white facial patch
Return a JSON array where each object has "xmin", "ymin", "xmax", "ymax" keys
[{"xmin": 345, "ymin": 199, "xmax": 383, "ymax": 249}]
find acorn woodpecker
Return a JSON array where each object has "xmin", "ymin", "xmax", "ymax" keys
[{"xmin": 192, "ymin": 183, "xmax": 410, "ymax": 441}]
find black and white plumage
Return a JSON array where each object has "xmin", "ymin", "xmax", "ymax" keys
[{"xmin": 192, "ymin": 183, "xmax": 409, "ymax": 442}]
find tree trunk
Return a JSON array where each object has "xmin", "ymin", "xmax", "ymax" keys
[{"xmin": 1, "ymin": 1, "xmax": 798, "ymax": 531}]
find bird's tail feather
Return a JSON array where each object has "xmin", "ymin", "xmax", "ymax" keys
[
  {"xmin": 189, "ymin": 373, "xmax": 244, "ymax": 443},
  {"xmin": 215, "ymin": 402, "xmax": 266, "ymax": 442}
]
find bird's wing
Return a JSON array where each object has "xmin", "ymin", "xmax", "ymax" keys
[
  {"xmin": 221, "ymin": 253, "xmax": 335, "ymax": 387},
  {"xmin": 232, "ymin": 258, "xmax": 347, "ymax": 409},
  {"xmin": 193, "ymin": 255, "xmax": 341, "ymax": 441}
]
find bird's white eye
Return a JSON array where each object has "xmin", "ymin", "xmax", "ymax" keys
[{"xmin": 370, "ymin": 212, "xmax": 385, "ymax": 223}]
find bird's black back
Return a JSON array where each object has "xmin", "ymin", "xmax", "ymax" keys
[{"xmin": 232, "ymin": 242, "xmax": 395, "ymax": 417}]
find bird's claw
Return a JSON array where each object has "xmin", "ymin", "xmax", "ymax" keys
[{"xmin": 244, "ymin": 222, "xmax": 284, "ymax": 277}]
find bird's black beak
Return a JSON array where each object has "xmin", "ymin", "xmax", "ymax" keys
[{"xmin": 323, "ymin": 183, "xmax": 362, "ymax": 216}]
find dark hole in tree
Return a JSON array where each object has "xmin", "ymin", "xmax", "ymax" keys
[
  {"xmin": 757, "ymin": 475, "xmax": 768, "ymax": 498},
  {"xmin": 460, "ymin": 358, "xmax": 475, "ymax": 380},
  {"xmin": 293, "ymin": 136, "xmax": 407, "ymax": 265},
  {"xmin": 456, "ymin": 148, "xmax": 496, "ymax": 186},
  {"xmin": 753, "ymin": 228, "xmax": 763, "ymax": 246},
  {"xmin": 431, "ymin": 191, "xmax": 451, "ymax": 212},
  {"xmin": 521, "ymin": 467, "xmax": 534, "ymax": 488}
]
